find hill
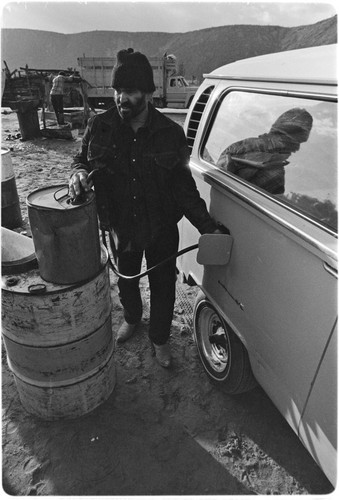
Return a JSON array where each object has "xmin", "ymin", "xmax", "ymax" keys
[{"xmin": 1, "ymin": 15, "xmax": 337, "ymax": 80}]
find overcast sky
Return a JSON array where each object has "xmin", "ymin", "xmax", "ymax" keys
[{"xmin": 1, "ymin": 1, "xmax": 337, "ymax": 33}]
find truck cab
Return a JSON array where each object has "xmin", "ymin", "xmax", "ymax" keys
[{"xmin": 166, "ymin": 75, "xmax": 198, "ymax": 109}]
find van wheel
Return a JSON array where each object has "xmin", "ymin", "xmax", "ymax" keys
[{"xmin": 193, "ymin": 292, "xmax": 257, "ymax": 394}]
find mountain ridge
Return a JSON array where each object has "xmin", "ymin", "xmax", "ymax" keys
[{"xmin": 1, "ymin": 15, "xmax": 336, "ymax": 80}]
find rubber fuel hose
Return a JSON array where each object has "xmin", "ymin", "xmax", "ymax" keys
[{"xmin": 102, "ymin": 229, "xmax": 198, "ymax": 281}]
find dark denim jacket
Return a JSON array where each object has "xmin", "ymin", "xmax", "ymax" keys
[{"xmin": 71, "ymin": 104, "xmax": 217, "ymax": 249}]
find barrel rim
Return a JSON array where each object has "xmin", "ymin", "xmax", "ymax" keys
[
  {"xmin": 1, "ymin": 245, "xmax": 108, "ymax": 294},
  {"xmin": 2, "ymin": 310, "xmax": 113, "ymax": 347},
  {"xmin": 8, "ymin": 346, "xmax": 115, "ymax": 388},
  {"xmin": 2, "ymin": 253, "xmax": 38, "ymax": 275},
  {"xmin": 26, "ymin": 184, "xmax": 95, "ymax": 210}
]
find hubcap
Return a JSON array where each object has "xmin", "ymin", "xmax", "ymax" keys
[{"xmin": 197, "ymin": 305, "xmax": 230, "ymax": 375}]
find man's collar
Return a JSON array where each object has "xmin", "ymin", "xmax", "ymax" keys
[
  {"xmin": 146, "ymin": 103, "xmax": 177, "ymax": 132},
  {"xmin": 129, "ymin": 104, "xmax": 149, "ymax": 132}
]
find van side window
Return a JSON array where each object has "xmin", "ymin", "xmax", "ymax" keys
[{"xmin": 202, "ymin": 91, "xmax": 337, "ymax": 231}]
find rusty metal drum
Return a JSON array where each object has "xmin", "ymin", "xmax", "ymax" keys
[
  {"xmin": 1, "ymin": 148, "xmax": 22, "ymax": 229},
  {"xmin": 1, "ymin": 247, "xmax": 116, "ymax": 420},
  {"xmin": 27, "ymin": 184, "xmax": 101, "ymax": 284}
]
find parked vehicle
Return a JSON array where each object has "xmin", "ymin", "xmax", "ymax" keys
[
  {"xmin": 177, "ymin": 44, "xmax": 337, "ymax": 486},
  {"xmin": 77, "ymin": 54, "xmax": 198, "ymax": 109}
]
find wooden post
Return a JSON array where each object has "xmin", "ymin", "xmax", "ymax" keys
[{"xmin": 79, "ymin": 81, "xmax": 91, "ymax": 127}]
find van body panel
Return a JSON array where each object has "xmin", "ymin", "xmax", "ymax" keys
[
  {"xmin": 178, "ymin": 45, "xmax": 337, "ymax": 485},
  {"xmin": 297, "ymin": 320, "xmax": 337, "ymax": 487},
  {"xmin": 205, "ymin": 44, "xmax": 337, "ymax": 85}
]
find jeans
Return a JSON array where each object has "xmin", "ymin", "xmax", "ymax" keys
[
  {"xmin": 51, "ymin": 95, "xmax": 64, "ymax": 123},
  {"xmin": 117, "ymin": 226, "xmax": 179, "ymax": 345}
]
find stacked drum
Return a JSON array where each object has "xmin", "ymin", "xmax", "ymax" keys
[{"xmin": 1, "ymin": 185, "xmax": 116, "ymax": 420}]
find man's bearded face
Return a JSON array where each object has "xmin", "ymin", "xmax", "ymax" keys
[{"xmin": 114, "ymin": 88, "xmax": 148, "ymax": 121}]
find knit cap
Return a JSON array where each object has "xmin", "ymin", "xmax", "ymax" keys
[
  {"xmin": 112, "ymin": 48, "xmax": 155, "ymax": 92},
  {"xmin": 270, "ymin": 108, "xmax": 313, "ymax": 143}
]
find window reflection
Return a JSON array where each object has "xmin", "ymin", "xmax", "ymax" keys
[
  {"xmin": 217, "ymin": 108, "xmax": 313, "ymax": 194},
  {"xmin": 202, "ymin": 92, "xmax": 337, "ymax": 231}
]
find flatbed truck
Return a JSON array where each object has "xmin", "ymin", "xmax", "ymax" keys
[{"xmin": 77, "ymin": 54, "xmax": 198, "ymax": 109}]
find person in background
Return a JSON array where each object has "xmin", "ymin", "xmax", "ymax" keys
[
  {"xmin": 69, "ymin": 48, "xmax": 223, "ymax": 368},
  {"xmin": 50, "ymin": 71, "xmax": 74, "ymax": 126}
]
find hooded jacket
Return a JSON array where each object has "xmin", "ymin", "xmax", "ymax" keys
[{"xmin": 217, "ymin": 107, "xmax": 313, "ymax": 195}]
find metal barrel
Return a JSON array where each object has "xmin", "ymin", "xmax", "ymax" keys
[
  {"xmin": 1, "ymin": 247, "xmax": 116, "ymax": 420},
  {"xmin": 14, "ymin": 99, "xmax": 41, "ymax": 141},
  {"xmin": 1, "ymin": 148, "xmax": 22, "ymax": 229},
  {"xmin": 27, "ymin": 184, "xmax": 101, "ymax": 284}
]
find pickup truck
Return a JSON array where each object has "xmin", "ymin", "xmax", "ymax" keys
[{"xmin": 77, "ymin": 54, "xmax": 198, "ymax": 109}]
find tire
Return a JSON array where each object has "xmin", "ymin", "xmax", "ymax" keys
[{"xmin": 193, "ymin": 291, "xmax": 257, "ymax": 394}]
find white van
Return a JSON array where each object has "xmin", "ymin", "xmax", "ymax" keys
[{"xmin": 177, "ymin": 44, "xmax": 337, "ymax": 486}]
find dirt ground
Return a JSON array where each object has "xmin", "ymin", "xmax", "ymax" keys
[{"xmin": 1, "ymin": 108, "xmax": 334, "ymax": 496}]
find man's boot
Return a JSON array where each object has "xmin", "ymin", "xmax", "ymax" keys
[
  {"xmin": 153, "ymin": 343, "xmax": 171, "ymax": 368},
  {"xmin": 116, "ymin": 320, "xmax": 138, "ymax": 343}
]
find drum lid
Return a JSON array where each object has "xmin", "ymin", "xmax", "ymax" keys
[{"xmin": 26, "ymin": 185, "xmax": 94, "ymax": 210}]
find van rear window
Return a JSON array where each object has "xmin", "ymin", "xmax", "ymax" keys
[{"xmin": 202, "ymin": 91, "xmax": 337, "ymax": 232}]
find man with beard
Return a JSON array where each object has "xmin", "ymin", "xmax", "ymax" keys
[{"xmin": 69, "ymin": 48, "xmax": 221, "ymax": 368}]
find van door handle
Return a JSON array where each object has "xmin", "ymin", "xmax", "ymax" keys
[{"xmin": 323, "ymin": 262, "xmax": 338, "ymax": 278}]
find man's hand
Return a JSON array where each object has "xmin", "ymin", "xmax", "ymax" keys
[{"xmin": 69, "ymin": 170, "xmax": 93, "ymax": 199}]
